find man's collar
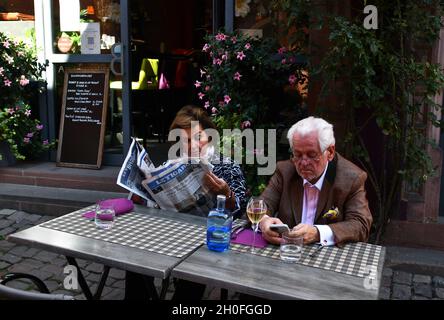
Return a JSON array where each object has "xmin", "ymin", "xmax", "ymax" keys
[{"xmin": 303, "ymin": 161, "xmax": 329, "ymax": 191}]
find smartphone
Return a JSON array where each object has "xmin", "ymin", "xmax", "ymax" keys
[{"xmin": 269, "ymin": 223, "xmax": 290, "ymax": 234}]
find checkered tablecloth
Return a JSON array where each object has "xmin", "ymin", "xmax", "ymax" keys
[
  {"xmin": 39, "ymin": 206, "xmax": 206, "ymax": 258},
  {"xmin": 230, "ymin": 220, "xmax": 383, "ymax": 278}
]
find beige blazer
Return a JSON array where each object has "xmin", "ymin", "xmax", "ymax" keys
[{"xmin": 260, "ymin": 153, "xmax": 373, "ymax": 245}]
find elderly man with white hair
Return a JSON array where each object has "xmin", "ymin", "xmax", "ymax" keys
[{"xmin": 259, "ymin": 116, "xmax": 373, "ymax": 246}]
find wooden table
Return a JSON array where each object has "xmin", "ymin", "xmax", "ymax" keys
[
  {"xmin": 7, "ymin": 204, "xmax": 386, "ymax": 300},
  {"xmin": 172, "ymin": 245, "xmax": 386, "ymax": 300},
  {"xmin": 7, "ymin": 205, "xmax": 206, "ymax": 300}
]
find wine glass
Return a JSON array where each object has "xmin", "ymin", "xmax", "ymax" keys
[{"xmin": 246, "ymin": 197, "xmax": 267, "ymax": 254}]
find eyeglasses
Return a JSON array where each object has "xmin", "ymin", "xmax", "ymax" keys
[{"xmin": 290, "ymin": 150, "xmax": 325, "ymax": 163}]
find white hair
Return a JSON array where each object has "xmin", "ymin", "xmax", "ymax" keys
[{"xmin": 287, "ymin": 116, "xmax": 335, "ymax": 152}]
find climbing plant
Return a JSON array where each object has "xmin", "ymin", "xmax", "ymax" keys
[{"xmin": 271, "ymin": 0, "xmax": 444, "ymax": 242}]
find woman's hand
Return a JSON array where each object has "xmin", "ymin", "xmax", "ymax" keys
[{"xmin": 203, "ymin": 172, "xmax": 230, "ymax": 197}]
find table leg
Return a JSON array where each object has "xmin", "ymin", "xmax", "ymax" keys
[
  {"xmin": 65, "ymin": 256, "xmax": 111, "ymax": 300},
  {"xmin": 144, "ymin": 276, "xmax": 159, "ymax": 300},
  {"xmin": 159, "ymin": 277, "xmax": 170, "ymax": 300},
  {"xmin": 93, "ymin": 265, "xmax": 110, "ymax": 300},
  {"xmin": 66, "ymin": 256, "xmax": 93, "ymax": 300}
]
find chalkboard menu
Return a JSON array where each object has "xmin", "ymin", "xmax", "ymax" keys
[{"xmin": 57, "ymin": 68, "xmax": 109, "ymax": 169}]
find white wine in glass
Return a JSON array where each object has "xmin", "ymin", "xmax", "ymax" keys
[{"xmin": 246, "ymin": 197, "xmax": 267, "ymax": 254}]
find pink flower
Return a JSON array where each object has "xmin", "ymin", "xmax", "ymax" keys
[
  {"xmin": 221, "ymin": 52, "xmax": 228, "ymax": 60},
  {"xmin": 204, "ymin": 101, "xmax": 210, "ymax": 109},
  {"xmin": 36, "ymin": 124, "xmax": 44, "ymax": 130},
  {"xmin": 25, "ymin": 109, "xmax": 31, "ymax": 116},
  {"xmin": 224, "ymin": 95, "xmax": 231, "ymax": 104},
  {"xmin": 2, "ymin": 40, "xmax": 10, "ymax": 48},
  {"xmin": 202, "ymin": 43, "xmax": 211, "ymax": 52},
  {"xmin": 26, "ymin": 132, "xmax": 34, "ymax": 138},
  {"xmin": 215, "ymin": 33, "xmax": 227, "ymax": 41},
  {"xmin": 233, "ymin": 72, "xmax": 242, "ymax": 81},
  {"xmin": 7, "ymin": 108, "xmax": 14, "ymax": 115},
  {"xmin": 211, "ymin": 107, "xmax": 218, "ymax": 114},
  {"xmin": 231, "ymin": 36, "xmax": 237, "ymax": 44},
  {"xmin": 278, "ymin": 47, "xmax": 287, "ymax": 55},
  {"xmin": 236, "ymin": 51, "xmax": 246, "ymax": 61},
  {"xmin": 17, "ymin": 51, "xmax": 24, "ymax": 57},
  {"xmin": 204, "ymin": 85, "xmax": 210, "ymax": 91},
  {"xmin": 23, "ymin": 137, "xmax": 30, "ymax": 144},
  {"xmin": 198, "ymin": 92, "xmax": 205, "ymax": 100},
  {"xmin": 194, "ymin": 80, "xmax": 202, "ymax": 88},
  {"xmin": 200, "ymin": 69, "xmax": 206, "ymax": 77},
  {"xmin": 4, "ymin": 79, "xmax": 11, "ymax": 86},
  {"xmin": 212, "ymin": 58, "xmax": 223, "ymax": 65},
  {"xmin": 289, "ymin": 74, "xmax": 297, "ymax": 85},
  {"xmin": 241, "ymin": 121, "xmax": 251, "ymax": 129},
  {"xmin": 0, "ymin": 67, "xmax": 3, "ymax": 76},
  {"xmin": 244, "ymin": 43, "xmax": 251, "ymax": 50},
  {"xmin": 281, "ymin": 58, "xmax": 287, "ymax": 64},
  {"xmin": 43, "ymin": 139, "xmax": 49, "ymax": 145},
  {"xmin": 20, "ymin": 75, "xmax": 29, "ymax": 86},
  {"xmin": 5, "ymin": 55, "xmax": 13, "ymax": 64}
]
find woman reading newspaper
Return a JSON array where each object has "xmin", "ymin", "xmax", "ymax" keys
[{"xmin": 125, "ymin": 105, "xmax": 247, "ymax": 300}]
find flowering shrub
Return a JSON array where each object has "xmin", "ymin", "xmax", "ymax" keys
[
  {"xmin": 0, "ymin": 31, "xmax": 45, "ymax": 106},
  {"xmin": 0, "ymin": 101, "xmax": 55, "ymax": 160},
  {"xmin": 0, "ymin": 31, "xmax": 53, "ymax": 160},
  {"xmin": 198, "ymin": 31, "xmax": 306, "ymax": 130},
  {"xmin": 197, "ymin": 31, "xmax": 307, "ymax": 194}
]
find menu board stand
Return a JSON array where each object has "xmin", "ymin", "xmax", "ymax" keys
[{"xmin": 56, "ymin": 68, "xmax": 109, "ymax": 169}]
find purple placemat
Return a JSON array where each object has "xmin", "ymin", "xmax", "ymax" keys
[{"xmin": 231, "ymin": 229, "xmax": 267, "ymax": 248}]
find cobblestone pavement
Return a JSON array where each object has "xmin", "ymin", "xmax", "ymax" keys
[
  {"xmin": 1, "ymin": 208, "xmax": 443, "ymax": 300},
  {"xmin": 379, "ymin": 268, "xmax": 444, "ymax": 300},
  {"xmin": 0, "ymin": 208, "xmax": 236, "ymax": 300}
]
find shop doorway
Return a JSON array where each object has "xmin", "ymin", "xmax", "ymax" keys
[{"xmin": 116, "ymin": 0, "xmax": 213, "ymax": 164}]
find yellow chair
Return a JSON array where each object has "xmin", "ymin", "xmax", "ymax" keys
[
  {"xmin": 109, "ymin": 58, "xmax": 159, "ymax": 146},
  {"xmin": 110, "ymin": 58, "xmax": 159, "ymax": 90}
]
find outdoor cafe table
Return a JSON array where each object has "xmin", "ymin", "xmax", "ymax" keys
[
  {"xmin": 172, "ymin": 235, "xmax": 386, "ymax": 300},
  {"xmin": 6, "ymin": 204, "xmax": 207, "ymax": 300}
]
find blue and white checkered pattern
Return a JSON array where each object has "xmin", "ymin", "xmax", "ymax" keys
[{"xmin": 40, "ymin": 206, "xmax": 206, "ymax": 258}]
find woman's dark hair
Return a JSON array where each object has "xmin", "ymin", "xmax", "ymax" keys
[{"xmin": 169, "ymin": 105, "xmax": 217, "ymax": 131}]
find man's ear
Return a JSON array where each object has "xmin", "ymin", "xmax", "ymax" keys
[{"xmin": 327, "ymin": 145, "xmax": 335, "ymax": 161}]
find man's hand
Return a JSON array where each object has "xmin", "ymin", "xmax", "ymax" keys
[
  {"xmin": 290, "ymin": 224, "xmax": 320, "ymax": 245},
  {"xmin": 203, "ymin": 172, "xmax": 230, "ymax": 197},
  {"xmin": 259, "ymin": 216, "xmax": 284, "ymax": 245}
]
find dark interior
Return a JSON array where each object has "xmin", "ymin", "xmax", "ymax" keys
[{"xmin": 127, "ymin": 0, "xmax": 213, "ymax": 146}]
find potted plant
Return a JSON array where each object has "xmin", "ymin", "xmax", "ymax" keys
[{"xmin": 0, "ymin": 31, "xmax": 54, "ymax": 165}]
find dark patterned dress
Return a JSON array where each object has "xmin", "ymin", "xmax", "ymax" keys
[{"xmin": 210, "ymin": 154, "xmax": 247, "ymax": 219}]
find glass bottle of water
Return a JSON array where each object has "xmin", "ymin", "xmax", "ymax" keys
[{"xmin": 206, "ymin": 195, "xmax": 232, "ymax": 252}]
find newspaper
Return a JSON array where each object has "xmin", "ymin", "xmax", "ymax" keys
[
  {"xmin": 116, "ymin": 138, "xmax": 158, "ymax": 207},
  {"xmin": 117, "ymin": 138, "xmax": 215, "ymax": 214}
]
